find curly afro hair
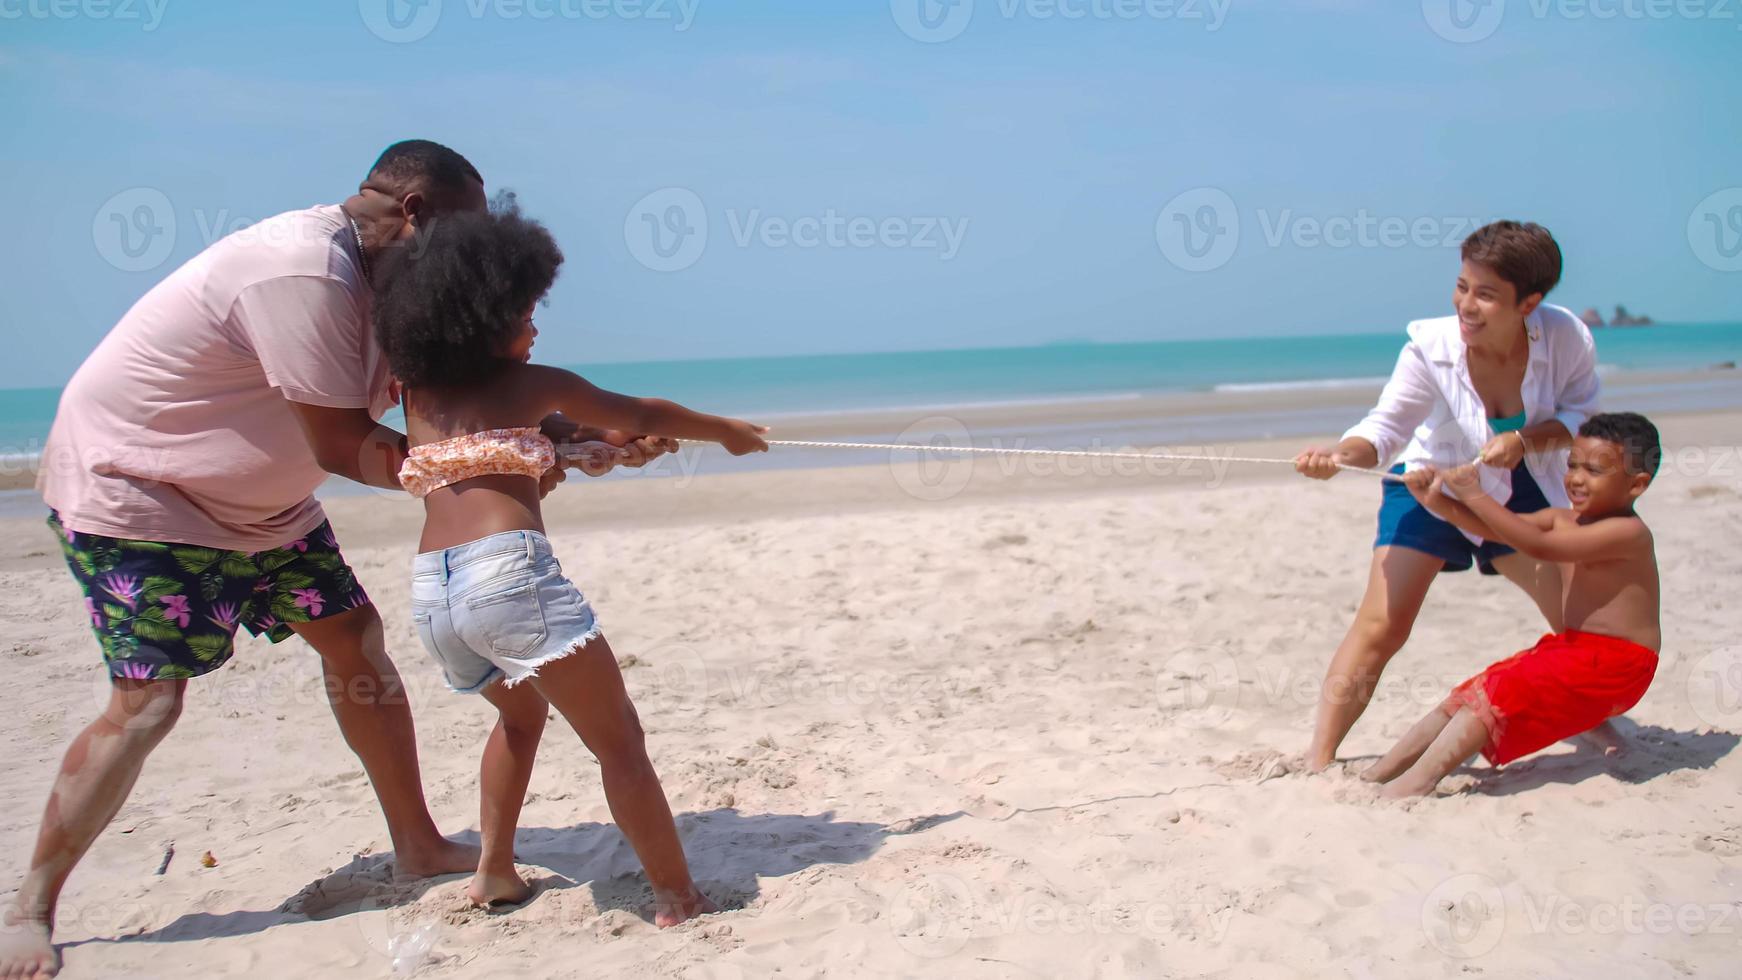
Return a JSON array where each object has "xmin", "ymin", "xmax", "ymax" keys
[{"xmin": 374, "ymin": 193, "xmax": 563, "ymax": 389}]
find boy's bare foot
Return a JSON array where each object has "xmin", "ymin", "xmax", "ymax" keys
[
  {"xmin": 1378, "ymin": 779, "xmax": 1431, "ymax": 800},
  {"xmin": 395, "ymin": 838, "xmax": 482, "ymax": 879},
  {"xmin": 466, "ymin": 869, "xmax": 534, "ymax": 908},
  {"xmin": 1580, "ymin": 721, "xmax": 1628, "ymax": 758},
  {"xmin": 652, "ymin": 887, "xmax": 719, "ymax": 928},
  {"xmin": 0, "ymin": 905, "xmax": 59, "ymax": 979}
]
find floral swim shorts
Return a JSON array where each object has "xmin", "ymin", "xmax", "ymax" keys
[{"xmin": 48, "ymin": 511, "xmax": 371, "ymax": 681}]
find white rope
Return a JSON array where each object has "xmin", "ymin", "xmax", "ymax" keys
[
  {"xmin": 760, "ymin": 439, "xmax": 1410, "ymax": 481},
  {"xmin": 559, "ymin": 436, "xmax": 1421, "ymax": 481}
]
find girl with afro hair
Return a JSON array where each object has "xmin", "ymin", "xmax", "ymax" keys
[{"xmin": 374, "ymin": 195, "xmax": 767, "ymax": 924}]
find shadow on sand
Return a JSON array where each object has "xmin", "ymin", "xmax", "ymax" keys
[
  {"xmin": 1469, "ymin": 721, "xmax": 1740, "ymax": 796},
  {"xmin": 61, "ymin": 806, "xmax": 962, "ymax": 950}
]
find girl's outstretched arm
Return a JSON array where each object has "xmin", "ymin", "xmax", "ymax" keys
[{"xmin": 525, "ymin": 364, "xmax": 769, "ymax": 455}]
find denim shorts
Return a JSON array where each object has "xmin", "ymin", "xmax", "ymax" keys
[
  {"xmin": 1374, "ymin": 462, "xmax": 1552, "ymax": 575},
  {"xmin": 411, "ymin": 530, "xmax": 601, "ymax": 693}
]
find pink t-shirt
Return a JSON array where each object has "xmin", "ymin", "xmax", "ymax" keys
[{"xmin": 38, "ymin": 205, "xmax": 395, "ymax": 552}]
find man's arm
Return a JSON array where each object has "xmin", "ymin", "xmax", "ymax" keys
[{"xmin": 286, "ymin": 403, "xmax": 408, "ymax": 490}]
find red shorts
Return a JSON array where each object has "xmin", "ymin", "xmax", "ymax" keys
[{"xmin": 1446, "ymin": 630, "xmax": 1659, "ymax": 766}]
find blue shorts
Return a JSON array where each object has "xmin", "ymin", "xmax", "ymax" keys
[
  {"xmin": 411, "ymin": 530, "xmax": 602, "ymax": 693},
  {"xmin": 1374, "ymin": 463, "xmax": 1551, "ymax": 575}
]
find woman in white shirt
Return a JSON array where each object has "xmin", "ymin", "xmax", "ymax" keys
[{"xmin": 1294, "ymin": 222, "xmax": 1601, "ymax": 772}]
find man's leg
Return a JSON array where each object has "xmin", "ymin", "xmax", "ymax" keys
[
  {"xmin": 1, "ymin": 679, "xmax": 185, "ymax": 980},
  {"xmin": 1307, "ymin": 546, "xmax": 1445, "ymax": 771},
  {"xmin": 289, "ymin": 605, "xmax": 476, "ymax": 877}
]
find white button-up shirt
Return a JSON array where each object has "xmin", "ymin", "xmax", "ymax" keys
[{"xmin": 1342, "ymin": 303, "xmax": 1602, "ymax": 541}]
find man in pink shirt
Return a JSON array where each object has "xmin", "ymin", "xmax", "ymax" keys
[{"xmin": 3, "ymin": 141, "xmax": 659, "ymax": 978}]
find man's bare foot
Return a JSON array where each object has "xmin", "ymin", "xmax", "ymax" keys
[
  {"xmin": 466, "ymin": 869, "xmax": 534, "ymax": 908},
  {"xmin": 1580, "ymin": 721, "xmax": 1628, "ymax": 758},
  {"xmin": 394, "ymin": 837, "xmax": 482, "ymax": 879},
  {"xmin": 0, "ymin": 905, "xmax": 60, "ymax": 980},
  {"xmin": 1303, "ymin": 753, "xmax": 1335, "ymax": 774},
  {"xmin": 652, "ymin": 887, "xmax": 719, "ymax": 928}
]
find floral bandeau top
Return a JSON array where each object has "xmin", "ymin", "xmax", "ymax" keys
[{"xmin": 399, "ymin": 427, "xmax": 557, "ymax": 499}]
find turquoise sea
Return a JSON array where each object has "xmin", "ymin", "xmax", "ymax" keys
[{"xmin": 4, "ymin": 322, "xmax": 1740, "ymax": 455}]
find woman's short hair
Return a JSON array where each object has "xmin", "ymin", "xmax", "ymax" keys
[{"xmin": 1462, "ymin": 220, "xmax": 1562, "ymax": 301}]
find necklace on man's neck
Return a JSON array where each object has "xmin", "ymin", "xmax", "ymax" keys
[{"xmin": 345, "ymin": 211, "xmax": 373, "ymax": 286}]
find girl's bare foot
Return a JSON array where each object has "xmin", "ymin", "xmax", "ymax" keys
[
  {"xmin": 466, "ymin": 869, "xmax": 534, "ymax": 908},
  {"xmin": 652, "ymin": 887, "xmax": 720, "ymax": 928},
  {"xmin": 0, "ymin": 905, "xmax": 59, "ymax": 979}
]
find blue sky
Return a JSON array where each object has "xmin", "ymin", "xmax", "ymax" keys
[{"xmin": 1, "ymin": 0, "xmax": 1738, "ymax": 388}]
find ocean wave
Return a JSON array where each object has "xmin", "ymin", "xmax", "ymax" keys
[
  {"xmin": 1212, "ymin": 376, "xmax": 1390, "ymax": 394},
  {"xmin": 745, "ymin": 391, "xmax": 1147, "ymax": 420}
]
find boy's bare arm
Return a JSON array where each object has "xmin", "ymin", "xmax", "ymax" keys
[
  {"xmin": 1449, "ymin": 470, "xmax": 1645, "ymax": 563},
  {"xmin": 1406, "ymin": 472, "xmax": 1498, "ymax": 540}
]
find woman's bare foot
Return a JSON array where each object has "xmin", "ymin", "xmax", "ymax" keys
[
  {"xmin": 396, "ymin": 837, "xmax": 483, "ymax": 880},
  {"xmin": 0, "ymin": 905, "xmax": 60, "ymax": 979},
  {"xmin": 652, "ymin": 887, "xmax": 720, "ymax": 928},
  {"xmin": 466, "ymin": 869, "xmax": 534, "ymax": 908}
]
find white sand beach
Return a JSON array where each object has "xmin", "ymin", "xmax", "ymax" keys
[{"xmin": 1, "ymin": 407, "xmax": 1739, "ymax": 978}]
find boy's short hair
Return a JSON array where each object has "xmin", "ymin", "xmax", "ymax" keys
[
  {"xmin": 1579, "ymin": 412, "xmax": 1662, "ymax": 480},
  {"xmin": 1461, "ymin": 221, "xmax": 1562, "ymax": 301}
]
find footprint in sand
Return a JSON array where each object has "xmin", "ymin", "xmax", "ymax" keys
[{"xmin": 279, "ymin": 861, "xmax": 404, "ymax": 918}]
